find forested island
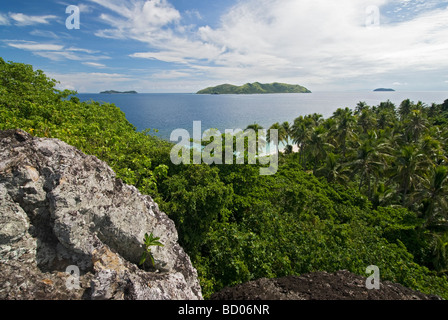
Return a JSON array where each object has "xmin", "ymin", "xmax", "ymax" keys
[
  {"xmin": 197, "ymin": 82, "xmax": 311, "ymax": 94},
  {"xmin": 2, "ymin": 58, "xmax": 448, "ymax": 300},
  {"xmin": 374, "ymin": 88, "xmax": 396, "ymax": 92},
  {"xmin": 100, "ymin": 90, "xmax": 138, "ymax": 94}
]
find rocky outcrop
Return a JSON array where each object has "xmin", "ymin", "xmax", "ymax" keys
[
  {"xmin": 210, "ymin": 270, "xmax": 441, "ymax": 300},
  {"xmin": 0, "ymin": 130, "xmax": 202, "ymax": 300}
]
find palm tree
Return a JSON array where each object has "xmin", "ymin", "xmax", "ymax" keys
[
  {"xmin": 427, "ymin": 103, "xmax": 441, "ymax": 119},
  {"xmin": 308, "ymin": 125, "xmax": 333, "ymax": 175},
  {"xmin": 412, "ymin": 165, "xmax": 448, "ymax": 229},
  {"xmin": 389, "ymin": 144, "xmax": 428, "ymax": 207},
  {"xmin": 309, "ymin": 113, "xmax": 324, "ymax": 127},
  {"xmin": 316, "ymin": 152, "xmax": 350, "ymax": 185},
  {"xmin": 348, "ymin": 136, "xmax": 389, "ymax": 198},
  {"xmin": 412, "ymin": 165, "xmax": 448, "ymax": 274},
  {"xmin": 377, "ymin": 100, "xmax": 396, "ymax": 113},
  {"xmin": 267, "ymin": 122, "xmax": 290, "ymax": 147},
  {"xmin": 398, "ymin": 99, "xmax": 413, "ymax": 121},
  {"xmin": 430, "ymin": 231, "xmax": 448, "ymax": 273},
  {"xmin": 355, "ymin": 101, "xmax": 368, "ymax": 115},
  {"xmin": 419, "ymin": 131, "xmax": 446, "ymax": 165},
  {"xmin": 404, "ymin": 109, "xmax": 428, "ymax": 143},
  {"xmin": 331, "ymin": 107, "xmax": 357, "ymax": 158},
  {"xmin": 246, "ymin": 123, "xmax": 264, "ymax": 132},
  {"xmin": 377, "ymin": 109, "xmax": 397, "ymax": 130},
  {"xmin": 442, "ymin": 99, "xmax": 448, "ymax": 112},
  {"xmin": 281, "ymin": 121, "xmax": 292, "ymax": 146},
  {"xmin": 371, "ymin": 182, "xmax": 395, "ymax": 209},
  {"xmin": 291, "ymin": 116, "xmax": 313, "ymax": 167},
  {"xmin": 357, "ymin": 107, "xmax": 377, "ymax": 134},
  {"xmin": 246, "ymin": 123, "xmax": 266, "ymax": 152}
]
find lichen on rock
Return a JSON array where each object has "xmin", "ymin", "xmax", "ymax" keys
[{"xmin": 0, "ymin": 129, "xmax": 202, "ymax": 300}]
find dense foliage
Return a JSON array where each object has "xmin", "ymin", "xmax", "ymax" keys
[
  {"xmin": 1, "ymin": 58, "xmax": 448, "ymax": 299},
  {"xmin": 0, "ymin": 58, "xmax": 172, "ymax": 196},
  {"xmin": 197, "ymin": 82, "xmax": 311, "ymax": 94}
]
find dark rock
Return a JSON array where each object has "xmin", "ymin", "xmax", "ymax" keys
[
  {"xmin": 210, "ymin": 270, "xmax": 441, "ymax": 300},
  {"xmin": 0, "ymin": 129, "xmax": 202, "ymax": 300}
]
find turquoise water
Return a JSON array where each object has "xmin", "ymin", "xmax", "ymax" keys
[{"xmin": 78, "ymin": 91, "xmax": 448, "ymax": 141}]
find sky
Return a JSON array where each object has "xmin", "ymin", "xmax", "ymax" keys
[{"xmin": 1, "ymin": 0, "xmax": 448, "ymax": 93}]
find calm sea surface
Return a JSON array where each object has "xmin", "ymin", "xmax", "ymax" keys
[{"xmin": 78, "ymin": 92, "xmax": 448, "ymax": 141}]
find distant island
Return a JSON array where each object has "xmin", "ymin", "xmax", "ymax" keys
[
  {"xmin": 374, "ymin": 88, "xmax": 395, "ymax": 92},
  {"xmin": 100, "ymin": 90, "xmax": 138, "ymax": 94},
  {"xmin": 197, "ymin": 82, "xmax": 311, "ymax": 94}
]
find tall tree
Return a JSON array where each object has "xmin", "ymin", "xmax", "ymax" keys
[
  {"xmin": 316, "ymin": 152, "xmax": 350, "ymax": 185},
  {"xmin": 348, "ymin": 133, "xmax": 389, "ymax": 198},
  {"xmin": 357, "ymin": 107, "xmax": 376, "ymax": 134},
  {"xmin": 355, "ymin": 101, "xmax": 368, "ymax": 115},
  {"xmin": 308, "ymin": 125, "xmax": 333, "ymax": 175},
  {"xmin": 246, "ymin": 123, "xmax": 266, "ymax": 152},
  {"xmin": 331, "ymin": 107, "xmax": 357, "ymax": 158},
  {"xmin": 404, "ymin": 109, "xmax": 428, "ymax": 143},
  {"xmin": 267, "ymin": 122, "xmax": 287, "ymax": 145},
  {"xmin": 398, "ymin": 99, "xmax": 413, "ymax": 121},
  {"xmin": 282, "ymin": 121, "xmax": 292, "ymax": 145},
  {"xmin": 390, "ymin": 145, "xmax": 428, "ymax": 207},
  {"xmin": 291, "ymin": 116, "xmax": 314, "ymax": 167},
  {"xmin": 412, "ymin": 165, "xmax": 448, "ymax": 229}
]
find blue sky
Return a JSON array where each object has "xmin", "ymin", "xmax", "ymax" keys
[{"xmin": 1, "ymin": 0, "xmax": 448, "ymax": 93}]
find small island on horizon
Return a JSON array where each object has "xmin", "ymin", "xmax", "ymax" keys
[
  {"xmin": 374, "ymin": 88, "xmax": 396, "ymax": 92},
  {"xmin": 100, "ymin": 90, "xmax": 138, "ymax": 94},
  {"xmin": 197, "ymin": 82, "xmax": 311, "ymax": 94}
]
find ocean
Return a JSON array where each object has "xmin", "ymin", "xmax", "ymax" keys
[{"xmin": 77, "ymin": 91, "xmax": 448, "ymax": 142}]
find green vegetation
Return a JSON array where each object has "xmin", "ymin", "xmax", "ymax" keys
[
  {"xmin": 1, "ymin": 58, "xmax": 448, "ymax": 300},
  {"xmin": 197, "ymin": 82, "xmax": 311, "ymax": 94},
  {"xmin": 139, "ymin": 233, "xmax": 164, "ymax": 270},
  {"xmin": 0, "ymin": 57, "xmax": 171, "ymax": 196},
  {"xmin": 100, "ymin": 90, "xmax": 138, "ymax": 94}
]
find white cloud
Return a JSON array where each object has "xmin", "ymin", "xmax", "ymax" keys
[
  {"xmin": 34, "ymin": 51, "xmax": 85, "ymax": 61},
  {"xmin": 0, "ymin": 13, "xmax": 10, "ymax": 25},
  {"xmin": 78, "ymin": 4, "xmax": 94, "ymax": 13},
  {"xmin": 29, "ymin": 30, "xmax": 60, "ymax": 39},
  {"xmin": 9, "ymin": 13, "xmax": 58, "ymax": 26},
  {"xmin": 201, "ymin": 0, "xmax": 448, "ymax": 88},
  {"xmin": 184, "ymin": 9, "xmax": 202, "ymax": 21},
  {"xmin": 5, "ymin": 41, "xmax": 64, "ymax": 51},
  {"xmin": 130, "ymin": 51, "xmax": 190, "ymax": 64},
  {"xmin": 152, "ymin": 69, "xmax": 193, "ymax": 79},
  {"xmin": 82, "ymin": 62, "xmax": 107, "ymax": 68},
  {"xmin": 4, "ymin": 40, "xmax": 109, "ymax": 62},
  {"xmin": 67, "ymin": 47, "xmax": 99, "ymax": 54},
  {"xmin": 44, "ymin": 0, "xmax": 448, "ymax": 91},
  {"xmin": 90, "ymin": 0, "xmax": 181, "ymax": 41}
]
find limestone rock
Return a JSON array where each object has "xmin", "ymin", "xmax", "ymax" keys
[{"xmin": 0, "ymin": 129, "xmax": 202, "ymax": 300}]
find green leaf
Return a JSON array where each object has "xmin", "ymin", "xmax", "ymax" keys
[{"xmin": 139, "ymin": 252, "xmax": 147, "ymax": 266}]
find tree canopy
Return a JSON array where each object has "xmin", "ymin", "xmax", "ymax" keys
[{"xmin": 1, "ymin": 58, "xmax": 448, "ymax": 299}]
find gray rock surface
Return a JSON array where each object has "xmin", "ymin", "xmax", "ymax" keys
[{"xmin": 0, "ymin": 129, "xmax": 202, "ymax": 300}]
